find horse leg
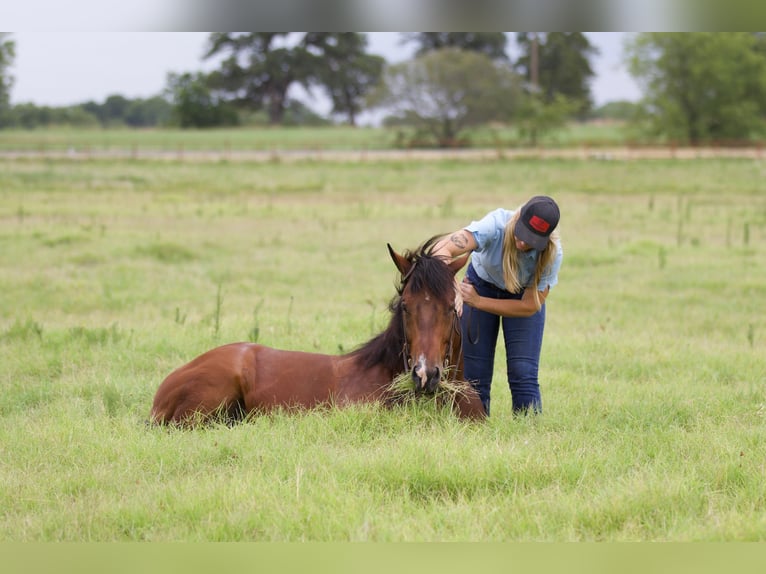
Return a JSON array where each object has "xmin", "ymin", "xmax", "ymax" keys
[
  {"xmin": 151, "ymin": 365, "xmax": 246, "ymax": 426},
  {"xmin": 443, "ymin": 346, "xmax": 485, "ymax": 419},
  {"xmin": 451, "ymin": 385, "xmax": 487, "ymax": 420}
]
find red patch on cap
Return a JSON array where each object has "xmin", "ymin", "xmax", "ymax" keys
[{"xmin": 529, "ymin": 215, "xmax": 550, "ymax": 233}]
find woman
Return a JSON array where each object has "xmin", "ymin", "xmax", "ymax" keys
[{"xmin": 433, "ymin": 195, "xmax": 563, "ymax": 416}]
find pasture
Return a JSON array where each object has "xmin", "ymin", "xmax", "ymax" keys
[
  {"xmin": 0, "ymin": 151, "xmax": 765, "ymax": 541},
  {"xmin": 0, "ymin": 121, "xmax": 631, "ymax": 154}
]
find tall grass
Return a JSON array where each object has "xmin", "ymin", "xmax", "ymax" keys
[{"xmin": 0, "ymin": 153, "xmax": 765, "ymax": 540}]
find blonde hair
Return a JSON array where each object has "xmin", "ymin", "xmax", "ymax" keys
[{"xmin": 502, "ymin": 205, "xmax": 560, "ymax": 309}]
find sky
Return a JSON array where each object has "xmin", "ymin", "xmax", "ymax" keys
[{"xmin": 8, "ymin": 32, "xmax": 641, "ymax": 119}]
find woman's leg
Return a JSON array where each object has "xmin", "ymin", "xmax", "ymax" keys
[
  {"xmin": 461, "ymin": 305, "xmax": 499, "ymax": 416},
  {"xmin": 461, "ymin": 265, "xmax": 502, "ymax": 415},
  {"xmin": 502, "ymin": 304, "xmax": 546, "ymax": 413}
]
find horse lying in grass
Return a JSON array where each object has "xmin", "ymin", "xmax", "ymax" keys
[{"xmin": 150, "ymin": 238, "xmax": 486, "ymax": 425}]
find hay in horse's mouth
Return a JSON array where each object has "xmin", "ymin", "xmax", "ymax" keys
[{"xmin": 387, "ymin": 370, "xmax": 474, "ymax": 402}]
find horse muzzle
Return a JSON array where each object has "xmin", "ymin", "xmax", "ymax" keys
[{"xmin": 412, "ymin": 355, "xmax": 442, "ymax": 394}]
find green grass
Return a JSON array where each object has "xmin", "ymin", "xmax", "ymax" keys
[
  {"xmin": 0, "ymin": 122, "xmax": 637, "ymax": 153},
  {"xmin": 0, "ymin": 125, "xmax": 396, "ymax": 152},
  {"xmin": 1, "ymin": 151, "xmax": 765, "ymax": 540}
]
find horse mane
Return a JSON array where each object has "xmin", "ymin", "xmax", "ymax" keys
[{"xmin": 351, "ymin": 235, "xmax": 454, "ymax": 373}]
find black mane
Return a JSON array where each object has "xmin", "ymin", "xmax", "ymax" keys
[
  {"xmin": 351, "ymin": 236, "xmax": 454, "ymax": 374},
  {"xmin": 393, "ymin": 236, "xmax": 456, "ymax": 301}
]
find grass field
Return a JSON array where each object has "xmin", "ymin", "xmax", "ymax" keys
[
  {"xmin": 1, "ymin": 149, "xmax": 765, "ymax": 541},
  {"xmin": 0, "ymin": 122, "xmax": 633, "ymax": 154}
]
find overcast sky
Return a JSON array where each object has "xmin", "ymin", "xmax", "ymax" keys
[{"xmin": 8, "ymin": 32, "xmax": 641, "ymax": 117}]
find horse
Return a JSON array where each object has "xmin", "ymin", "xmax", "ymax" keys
[{"xmin": 150, "ymin": 237, "xmax": 486, "ymax": 425}]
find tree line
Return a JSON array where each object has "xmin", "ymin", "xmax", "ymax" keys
[{"xmin": 1, "ymin": 33, "xmax": 765, "ymax": 146}]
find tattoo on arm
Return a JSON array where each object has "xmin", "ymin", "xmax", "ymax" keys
[{"xmin": 450, "ymin": 232, "xmax": 468, "ymax": 250}]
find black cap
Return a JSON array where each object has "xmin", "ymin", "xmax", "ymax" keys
[{"xmin": 513, "ymin": 196, "xmax": 560, "ymax": 251}]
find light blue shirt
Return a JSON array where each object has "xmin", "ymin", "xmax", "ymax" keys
[{"xmin": 465, "ymin": 208, "xmax": 563, "ymax": 292}]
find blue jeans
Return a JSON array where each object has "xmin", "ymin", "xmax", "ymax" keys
[{"xmin": 461, "ymin": 264, "xmax": 545, "ymax": 416}]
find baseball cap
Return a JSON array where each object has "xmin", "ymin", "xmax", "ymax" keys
[{"xmin": 513, "ymin": 196, "xmax": 560, "ymax": 251}]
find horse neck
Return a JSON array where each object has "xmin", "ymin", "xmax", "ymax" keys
[{"xmin": 347, "ymin": 307, "xmax": 405, "ymax": 381}]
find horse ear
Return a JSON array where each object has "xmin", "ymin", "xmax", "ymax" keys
[
  {"xmin": 387, "ymin": 243, "xmax": 412, "ymax": 276},
  {"xmin": 448, "ymin": 252, "xmax": 470, "ymax": 276}
]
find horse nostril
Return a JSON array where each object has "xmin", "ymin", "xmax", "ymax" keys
[
  {"xmin": 425, "ymin": 368, "xmax": 441, "ymax": 393},
  {"xmin": 411, "ymin": 367, "xmax": 424, "ymax": 391},
  {"xmin": 410, "ymin": 357, "xmax": 442, "ymax": 393}
]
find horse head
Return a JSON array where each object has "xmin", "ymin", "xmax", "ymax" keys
[{"xmin": 388, "ymin": 238, "xmax": 469, "ymax": 394}]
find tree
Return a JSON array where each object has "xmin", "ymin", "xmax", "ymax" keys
[
  {"xmin": 305, "ymin": 33, "xmax": 384, "ymax": 126},
  {"xmin": 9, "ymin": 103, "xmax": 50, "ymax": 128},
  {"xmin": 79, "ymin": 95, "xmax": 130, "ymax": 126},
  {"xmin": 6, "ymin": 103, "xmax": 100, "ymax": 129},
  {"xmin": 516, "ymin": 93, "xmax": 581, "ymax": 146},
  {"xmin": 77, "ymin": 94, "xmax": 172, "ymax": 127},
  {"xmin": 516, "ymin": 33, "xmax": 598, "ymax": 116},
  {"xmin": 403, "ymin": 33, "xmax": 509, "ymax": 61},
  {"xmin": 370, "ymin": 48, "xmax": 520, "ymax": 147},
  {"xmin": 204, "ymin": 33, "xmax": 385, "ymax": 126},
  {"xmin": 0, "ymin": 33, "xmax": 15, "ymax": 128},
  {"xmin": 166, "ymin": 72, "xmax": 239, "ymax": 128},
  {"xmin": 627, "ymin": 33, "xmax": 766, "ymax": 144},
  {"xmin": 124, "ymin": 96, "xmax": 173, "ymax": 127},
  {"xmin": 102, "ymin": 95, "xmax": 132, "ymax": 126},
  {"xmin": 204, "ymin": 33, "xmax": 319, "ymax": 125}
]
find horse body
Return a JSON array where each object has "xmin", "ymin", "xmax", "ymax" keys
[
  {"xmin": 150, "ymin": 239, "xmax": 486, "ymax": 425},
  {"xmin": 151, "ymin": 343, "xmax": 396, "ymax": 422}
]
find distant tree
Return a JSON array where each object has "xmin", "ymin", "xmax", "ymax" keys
[
  {"xmin": 0, "ymin": 33, "xmax": 15, "ymax": 128},
  {"xmin": 8, "ymin": 103, "xmax": 45, "ymax": 128},
  {"xmin": 64, "ymin": 106, "xmax": 101, "ymax": 127},
  {"xmin": 204, "ymin": 33, "xmax": 320, "ymax": 125},
  {"xmin": 305, "ymin": 33, "xmax": 384, "ymax": 125},
  {"xmin": 370, "ymin": 48, "xmax": 519, "ymax": 147},
  {"xmin": 7, "ymin": 103, "xmax": 100, "ymax": 128},
  {"xmin": 101, "ymin": 94, "xmax": 132, "ymax": 126},
  {"xmin": 205, "ymin": 33, "xmax": 385, "ymax": 125},
  {"xmin": 515, "ymin": 92, "xmax": 580, "ymax": 146},
  {"xmin": 78, "ymin": 95, "xmax": 130, "ymax": 126},
  {"xmin": 591, "ymin": 100, "xmax": 641, "ymax": 122},
  {"xmin": 276, "ymin": 100, "xmax": 332, "ymax": 127},
  {"xmin": 77, "ymin": 95, "xmax": 172, "ymax": 127},
  {"xmin": 166, "ymin": 72, "xmax": 239, "ymax": 128},
  {"xmin": 403, "ymin": 33, "xmax": 509, "ymax": 61},
  {"xmin": 627, "ymin": 32, "xmax": 766, "ymax": 143},
  {"xmin": 124, "ymin": 96, "xmax": 173, "ymax": 127},
  {"xmin": 516, "ymin": 33, "xmax": 598, "ymax": 116},
  {"xmin": 80, "ymin": 101, "xmax": 103, "ymax": 124},
  {"xmin": 7, "ymin": 94, "xmax": 168, "ymax": 129}
]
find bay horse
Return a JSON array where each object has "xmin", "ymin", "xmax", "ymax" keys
[{"xmin": 150, "ymin": 237, "xmax": 486, "ymax": 425}]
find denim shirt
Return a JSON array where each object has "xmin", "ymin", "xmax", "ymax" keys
[{"xmin": 465, "ymin": 208, "xmax": 563, "ymax": 293}]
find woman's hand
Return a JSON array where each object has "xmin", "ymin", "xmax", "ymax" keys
[
  {"xmin": 453, "ymin": 277, "xmax": 464, "ymax": 316},
  {"xmin": 458, "ymin": 278, "xmax": 480, "ymax": 309}
]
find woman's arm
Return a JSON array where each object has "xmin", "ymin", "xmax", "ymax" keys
[
  {"xmin": 459, "ymin": 281, "xmax": 550, "ymax": 317},
  {"xmin": 433, "ymin": 230, "xmax": 478, "ymax": 316},
  {"xmin": 432, "ymin": 230, "xmax": 478, "ymax": 261}
]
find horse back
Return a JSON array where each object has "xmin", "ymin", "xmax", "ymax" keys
[
  {"xmin": 244, "ymin": 345, "xmax": 342, "ymax": 410},
  {"xmin": 150, "ymin": 342, "xmax": 344, "ymax": 424}
]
